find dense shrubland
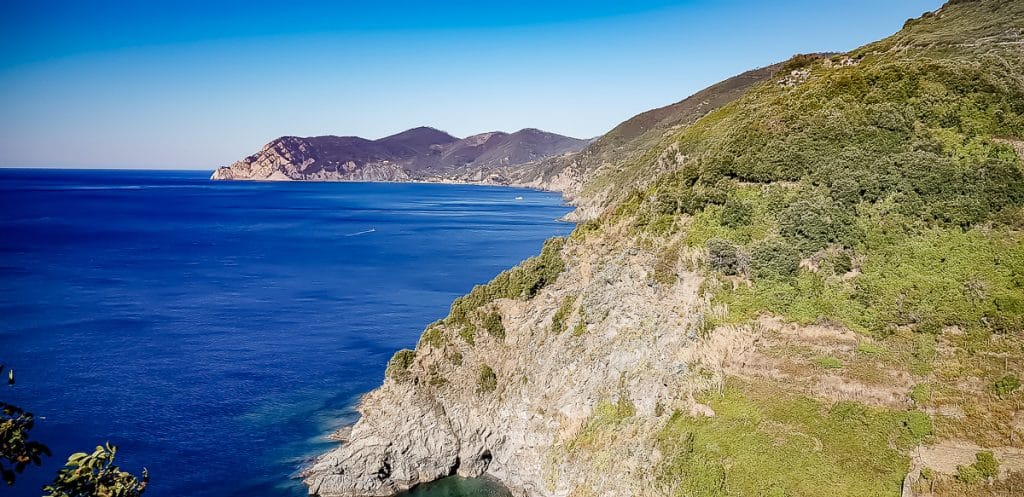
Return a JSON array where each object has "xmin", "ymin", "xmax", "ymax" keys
[{"xmin": 572, "ymin": 1, "xmax": 1024, "ymax": 495}]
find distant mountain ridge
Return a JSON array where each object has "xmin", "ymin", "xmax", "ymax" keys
[{"xmin": 210, "ymin": 127, "xmax": 588, "ymax": 183}]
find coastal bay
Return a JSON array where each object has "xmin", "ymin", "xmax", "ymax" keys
[{"xmin": 0, "ymin": 169, "xmax": 572, "ymax": 497}]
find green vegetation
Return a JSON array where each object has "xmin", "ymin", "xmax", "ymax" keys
[
  {"xmin": 385, "ymin": 349, "xmax": 416, "ymax": 383},
  {"xmin": 719, "ymin": 198, "xmax": 753, "ymax": 228},
  {"xmin": 705, "ymin": 238, "xmax": 740, "ymax": 275},
  {"xmin": 974, "ymin": 451, "xmax": 1000, "ymax": 480},
  {"xmin": 656, "ymin": 383, "xmax": 930, "ymax": 497},
  {"xmin": 748, "ymin": 238, "xmax": 800, "ymax": 278},
  {"xmin": 398, "ymin": 3, "xmax": 1023, "ymax": 494},
  {"xmin": 448, "ymin": 237, "xmax": 565, "ymax": 327},
  {"xmin": 2, "ymin": 364, "xmax": 147, "ymax": 495},
  {"xmin": 855, "ymin": 340, "xmax": 885, "ymax": 356},
  {"xmin": 910, "ymin": 383, "xmax": 932, "ymax": 405},
  {"xmin": 482, "ymin": 311, "xmax": 505, "ymax": 340},
  {"xmin": 551, "ymin": 296, "xmax": 576, "ymax": 334},
  {"xmin": 602, "ymin": 0, "xmax": 1024, "ymax": 342},
  {"xmin": 44, "ymin": 444, "xmax": 148, "ymax": 497},
  {"xmin": 653, "ymin": 243, "xmax": 682, "ymax": 285},
  {"xmin": 993, "ymin": 374, "xmax": 1020, "ymax": 398},
  {"xmin": 904, "ymin": 410, "xmax": 934, "ymax": 439},
  {"xmin": 815, "ymin": 356, "xmax": 843, "ymax": 369},
  {"xmin": 419, "ymin": 323, "xmax": 446, "ymax": 349},
  {"xmin": 1, "ymin": 400, "xmax": 50, "ymax": 486},
  {"xmin": 457, "ymin": 324, "xmax": 475, "ymax": 346},
  {"xmin": 572, "ymin": 314, "xmax": 587, "ymax": 337},
  {"xmin": 477, "ymin": 365, "xmax": 497, "ymax": 394},
  {"xmin": 570, "ymin": 399, "xmax": 636, "ymax": 452},
  {"xmin": 446, "ymin": 350, "xmax": 463, "ymax": 366},
  {"xmin": 956, "ymin": 451, "xmax": 999, "ymax": 484}
]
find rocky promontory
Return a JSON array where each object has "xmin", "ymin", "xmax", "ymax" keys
[
  {"xmin": 210, "ymin": 127, "xmax": 588, "ymax": 190},
  {"xmin": 305, "ymin": 2, "xmax": 1024, "ymax": 496}
]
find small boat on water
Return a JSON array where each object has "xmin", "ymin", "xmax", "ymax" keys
[{"xmin": 514, "ymin": 196, "xmax": 524, "ymax": 200}]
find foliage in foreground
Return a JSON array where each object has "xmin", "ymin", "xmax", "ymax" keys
[
  {"xmin": 44, "ymin": 444, "xmax": 148, "ymax": 497},
  {"xmin": 1, "ymin": 364, "xmax": 147, "ymax": 496}
]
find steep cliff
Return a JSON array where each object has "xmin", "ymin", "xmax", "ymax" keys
[{"xmin": 307, "ymin": 1, "xmax": 1024, "ymax": 496}]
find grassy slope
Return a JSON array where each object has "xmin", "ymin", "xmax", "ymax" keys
[{"xmin": 583, "ymin": 0, "xmax": 1024, "ymax": 495}]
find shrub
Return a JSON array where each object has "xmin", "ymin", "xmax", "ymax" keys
[
  {"xmin": 956, "ymin": 451, "xmax": 1000, "ymax": 484},
  {"xmin": 974, "ymin": 451, "xmax": 999, "ymax": 479},
  {"xmin": 551, "ymin": 296, "xmax": 576, "ymax": 334},
  {"xmin": 750, "ymin": 239, "xmax": 801, "ymax": 278},
  {"xmin": 447, "ymin": 237, "xmax": 566, "ymax": 325},
  {"xmin": 904, "ymin": 410, "xmax": 933, "ymax": 439},
  {"xmin": 778, "ymin": 194, "xmax": 858, "ymax": 253},
  {"xmin": 706, "ymin": 238, "xmax": 740, "ymax": 275},
  {"xmin": 477, "ymin": 365, "xmax": 497, "ymax": 394},
  {"xmin": 482, "ymin": 311, "xmax": 505, "ymax": 340},
  {"xmin": 385, "ymin": 349, "xmax": 416, "ymax": 382},
  {"xmin": 830, "ymin": 251, "xmax": 853, "ymax": 275},
  {"xmin": 446, "ymin": 350, "xmax": 463, "ymax": 366},
  {"xmin": 956, "ymin": 464, "xmax": 982, "ymax": 484},
  {"xmin": 720, "ymin": 198, "xmax": 753, "ymax": 227},
  {"xmin": 993, "ymin": 374, "xmax": 1020, "ymax": 398},
  {"xmin": 419, "ymin": 325, "xmax": 446, "ymax": 349},
  {"xmin": 458, "ymin": 324, "xmax": 476, "ymax": 346}
]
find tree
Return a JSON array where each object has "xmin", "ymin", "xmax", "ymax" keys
[
  {"xmin": 1, "ymin": 364, "xmax": 51, "ymax": 486},
  {"xmin": 1, "ymin": 363, "xmax": 148, "ymax": 496},
  {"xmin": 44, "ymin": 444, "xmax": 148, "ymax": 497}
]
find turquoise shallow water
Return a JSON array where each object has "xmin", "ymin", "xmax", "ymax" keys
[{"xmin": 0, "ymin": 169, "xmax": 572, "ymax": 497}]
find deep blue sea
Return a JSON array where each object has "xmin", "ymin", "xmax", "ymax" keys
[{"xmin": 0, "ymin": 169, "xmax": 573, "ymax": 497}]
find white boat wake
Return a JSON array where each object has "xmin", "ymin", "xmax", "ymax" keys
[{"xmin": 345, "ymin": 228, "xmax": 376, "ymax": 237}]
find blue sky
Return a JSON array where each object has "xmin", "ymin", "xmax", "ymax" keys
[{"xmin": 0, "ymin": 0, "xmax": 943, "ymax": 169}]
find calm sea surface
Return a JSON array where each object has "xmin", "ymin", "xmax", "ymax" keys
[{"xmin": 0, "ymin": 169, "xmax": 572, "ymax": 497}]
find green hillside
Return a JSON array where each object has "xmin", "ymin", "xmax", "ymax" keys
[{"xmin": 390, "ymin": 1, "xmax": 1024, "ymax": 495}]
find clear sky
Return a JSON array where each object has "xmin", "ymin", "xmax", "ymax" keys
[{"xmin": 0, "ymin": 0, "xmax": 943, "ymax": 169}]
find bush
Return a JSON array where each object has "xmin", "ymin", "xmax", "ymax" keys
[
  {"xmin": 458, "ymin": 324, "xmax": 475, "ymax": 346},
  {"xmin": 778, "ymin": 194, "xmax": 858, "ymax": 253},
  {"xmin": 956, "ymin": 464, "xmax": 982, "ymax": 484},
  {"xmin": 706, "ymin": 238, "xmax": 740, "ymax": 275},
  {"xmin": 720, "ymin": 198, "xmax": 753, "ymax": 227},
  {"xmin": 993, "ymin": 374, "xmax": 1020, "ymax": 398},
  {"xmin": 904, "ymin": 410, "xmax": 933, "ymax": 439},
  {"xmin": 482, "ymin": 311, "xmax": 505, "ymax": 340},
  {"xmin": 750, "ymin": 239, "xmax": 801, "ymax": 278},
  {"xmin": 418, "ymin": 324, "xmax": 446, "ymax": 349},
  {"xmin": 448, "ymin": 237, "xmax": 566, "ymax": 325},
  {"xmin": 385, "ymin": 349, "xmax": 416, "ymax": 382},
  {"xmin": 974, "ymin": 451, "xmax": 999, "ymax": 479},
  {"xmin": 551, "ymin": 296, "xmax": 576, "ymax": 334},
  {"xmin": 477, "ymin": 365, "xmax": 497, "ymax": 394},
  {"xmin": 956, "ymin": 451, "xmax": 999, "ymax": 484}
]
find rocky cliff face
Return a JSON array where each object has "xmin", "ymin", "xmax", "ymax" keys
[
  {"xmin": 210, "ymin": 127, "xmax": 588, "ymax": 188},
  {"xmin": 306, "ymin": 231, "xmax": 721, "ymax": 497},
  {"xmin": 305, "ymin": 2, "xmax": 1024, "ymax": 496}
]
